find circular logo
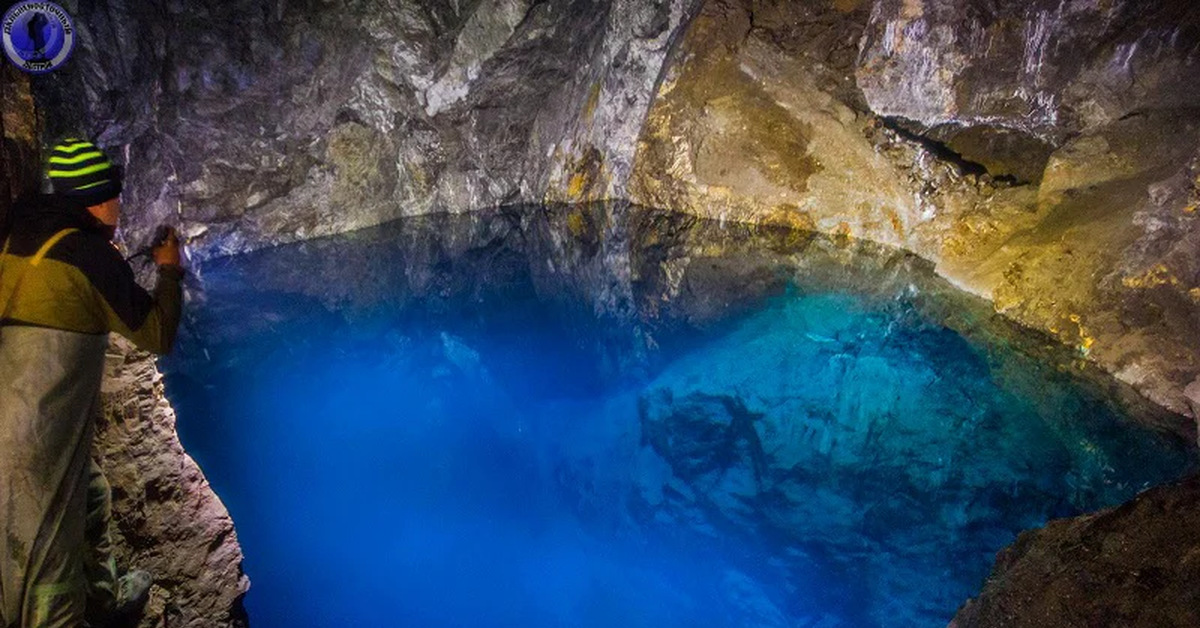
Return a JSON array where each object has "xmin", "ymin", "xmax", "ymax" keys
[{"xmin": 3, "ymin": 1, "xmax": 75, "ymax": 74}]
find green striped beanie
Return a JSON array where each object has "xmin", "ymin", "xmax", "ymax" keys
[{"xmin": 47, "ymin": 138, "xmax": 123, "ymax": 206}]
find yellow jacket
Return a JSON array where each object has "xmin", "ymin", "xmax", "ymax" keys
[{"xmin": 0, "ymin": 195, "xmax": 182, "ymax": 354}]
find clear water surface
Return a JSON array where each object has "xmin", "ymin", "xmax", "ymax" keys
[{"xmin": 163, "ymin": 205, "xmax": 1195, "ymax": 628}]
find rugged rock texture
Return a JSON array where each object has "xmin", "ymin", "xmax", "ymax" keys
[
  {"xmin": 951, "ymin": 473, "xmax": 1200, "ymax": 628},
  {"xmin": 97, "ymin": 338, "xmax": 249, "ymax": 628},
  {"xmin": 1, "ymin": 65, "xmax": 39, "ymax": 224},
  {"xmin": 32, "ymin": 0, "xmax": 698, "ymax": 258},
  {"xmin": 628, "ymin": 0, "xmax": 1200, "ymax": 427},
  {"xmin": 29, "ymin": 0, "xmax": 1200, "ymax": 430},
  {"xmin": 857, "ymin": 0, "xmax": 1199, "ymax": 142}
]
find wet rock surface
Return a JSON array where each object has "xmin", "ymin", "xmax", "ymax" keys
[
  {"xmin": 951, "ymin": 473, "xmax": 1200, "ymax": 628},
  {"xmin": 32, "ymin": 0, "xmax": 696, "ymax": 258},
  {"xmin": 29, "ymin": 0, "xmax": 1200, "ymax": 428},
  {"xmin": 628, "ymin": 0, "xmax": 1200, "ymax": 424},
  {"xmin": 97, "ymin": 339, "xmax": 249, "ymax": 628}
]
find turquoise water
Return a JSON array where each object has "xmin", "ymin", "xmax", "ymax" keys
[{"xmin": 163, "ymin": 207, "xmax": 1195, "ymax": 627}]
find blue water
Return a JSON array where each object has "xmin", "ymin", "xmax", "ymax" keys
[{"xmin": 163, "ymin": 207, "xmax": 1195, "ymax": 627}]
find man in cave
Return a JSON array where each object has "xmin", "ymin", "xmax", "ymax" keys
[{"xmin": 0, "ymin": 139, "xmax": 183, "ymax": 627}]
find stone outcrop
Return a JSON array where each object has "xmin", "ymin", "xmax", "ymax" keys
[
  {"xmin": 951, "ymin": 473, "xmax": 1200, "ymax": 628},
  {"xmin": 29, "ymin": 0, "xmax": 1200, "ymax": 430},
  {"xmin": 629, "ymin": 0, "xmax": 1200, "ymax": 426},
  {"xmin": 33, "ymin": 0, "xmax": 698, "ymax": 258},
  {"xmin": 97, "ymin": 338, "xmax": 249, "ymax": 627}
]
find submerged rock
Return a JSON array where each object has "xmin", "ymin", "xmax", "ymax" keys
[
  {"xmin": 951, "ymin": 474, "xmax": 1200, "ymax": 628},
  {"xmin": 159, "ymin": 205, "xmax": 1197, "ymax": 625},
  {"xmin": 635, "ymin": 289, "xmax": 1192, "ymax": 626}
]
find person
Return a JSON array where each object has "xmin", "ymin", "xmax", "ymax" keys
[{"xmin": 0, "ymin": 138, "xmax": 183, "ymax": 627}]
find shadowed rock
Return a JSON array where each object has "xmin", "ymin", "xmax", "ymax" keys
[{"xmin": 952, "ymin": 474, "xmax": 1200, "ymax": 628}]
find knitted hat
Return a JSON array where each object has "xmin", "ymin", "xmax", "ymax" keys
[{"xmin": 47, "ymin": 138, "xmax": 123, "ymax": 206}]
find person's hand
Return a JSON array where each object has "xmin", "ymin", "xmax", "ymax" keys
[{"xmin": 152, "ymin": 226, "xmax": 182, "ymax": 268}]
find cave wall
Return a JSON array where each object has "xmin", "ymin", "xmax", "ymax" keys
[
  {"xmin": 628, "ymin": 0, "xmax": 1200, "ymax": 426},
  {"xmin": 30, "ymin": 0, "xmax": 1200, "ymax": 429},
  {"xmin": 1, "ymin": 65, "xmax": 39, "ymax": 227},
  {"xmin": 33, "ymin": 0, "xmax": 699, "ymax": 258}
]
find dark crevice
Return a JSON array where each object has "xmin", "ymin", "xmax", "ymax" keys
[{"xmin": 879, "ymin": 117, "xmax": 1023, "ymax": 186}]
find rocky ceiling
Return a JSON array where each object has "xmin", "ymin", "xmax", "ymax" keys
[{"xmin": 9, "ymin": 0, "xmax": 1200, "ymax": 430}]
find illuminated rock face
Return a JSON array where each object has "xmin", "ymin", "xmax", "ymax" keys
[
  {"xmin": 627, "ymin": 0, "xmax": 1200, "ymax": 423},
  {"xmin": 34, "ymin": 0, "xmax": 698, "ymax": 257},
  {"xmin": 34, "ymin": 0, "xmax": 1200, "ymax": 425},
  {"xmin": 857, "ymin": 0, "xmax": 1200, "ymax": 137},
  {"xmin": 97, "ymin": 340, "xmax": 250, "ymax": 627}
]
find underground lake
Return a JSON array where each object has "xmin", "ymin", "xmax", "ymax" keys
[{"xmin": 160, "ymin": 204, "xmax": 1197, "ymax": 628}]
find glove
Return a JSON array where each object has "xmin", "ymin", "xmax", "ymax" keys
[{"xmin": 151, "ymin": 225, "xmax": 182, "ymax": 268}]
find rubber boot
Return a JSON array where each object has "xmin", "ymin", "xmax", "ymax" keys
[{"xmin": 115, "ymin": 570, "xmax": 152, "ymax": 615}]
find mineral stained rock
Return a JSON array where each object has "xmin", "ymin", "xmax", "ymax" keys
[
  {"xmin": 628, "ymin": 0, "xmax": 1200, "ymax": 426},
  {"xmin": 97, "ymin": 339, "xmax": 250, "ymax": 627},
  {"xmin": 33, "ymin": 0, "xmax": 698, "ymax": 258},
  {"xmin": 950, "ymin": 474, "xmax": 1200, "ymax": 628},
  {"xmin": 31, "ymin": 0, "xmax": 1200, "ymax": 429}
]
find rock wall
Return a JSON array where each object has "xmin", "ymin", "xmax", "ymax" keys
[
  {"xmin": 951, "ymin": 473, "xmax": 1200, "ymax": 628},
  {"xmin": 97, "ymin": 340, "xmax": 250, "ymax": 627},
  {"xmin": 1, "ymin": 65, "xmax": 39, "ymax": 226},
  {"xmin": 32, "ymin": 0, "xmax": 698, "ymax": 258},
  {"xmin": 628, "ymin": 0, "xmax": 1200, "ymax": 428},
  {"xmin": 28, "ymin": 0, "xmax": 1200, "ymax": 431},
  {"xmin": 858, "ymin": 0, "xmax": 1200, "ymax": 142}
]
